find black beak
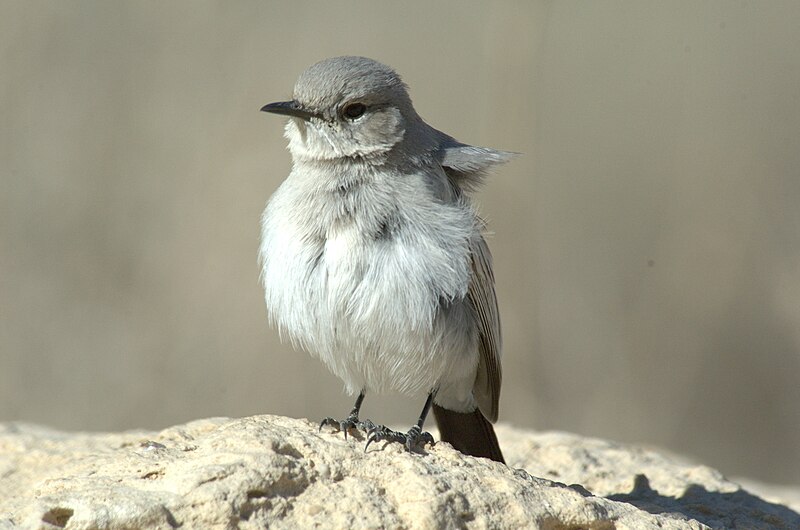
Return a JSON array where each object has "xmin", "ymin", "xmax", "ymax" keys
[{"xmin": 260, "ymin": 100, "xmax": 320, "ymax": 120}]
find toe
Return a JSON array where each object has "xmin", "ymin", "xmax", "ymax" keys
[{"xmin": 319, "ymin": 417, "xmax": 338, "ymax": 432}]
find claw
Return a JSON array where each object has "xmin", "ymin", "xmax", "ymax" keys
[
  {"xmin": 358, "ymin": 419, "xmax": 377, "ymax": 433},
  {"xmin": 319, "ymin": 414, "xmax": 371, "ymax": 440},
  {"xmin": 364, "ymin": 424, "xmax": 435, "ymax": 454},
  {"xmin": 319, "ymin": 417, "xmax": 338, "ymax": 432}
]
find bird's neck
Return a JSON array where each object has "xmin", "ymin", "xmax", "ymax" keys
[{"xmin": 289, "ymin": 155, "xmax": 390, "ymax": 194}]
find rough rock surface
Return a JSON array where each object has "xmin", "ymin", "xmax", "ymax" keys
[{"xmin": 1, "ymin": 416, "xmax": 798, "ymax": 529}]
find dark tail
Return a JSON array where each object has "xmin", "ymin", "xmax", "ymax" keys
[{"xmin": 432, "ymin": 404, "xmax": 505, "ymax": 464}]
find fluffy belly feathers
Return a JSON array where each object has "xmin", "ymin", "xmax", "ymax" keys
[{"xmin": 261, "ymin": 199, "xmax": 479, "ymax": 401}]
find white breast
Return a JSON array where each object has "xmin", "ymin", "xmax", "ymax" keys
[
  {"xmin": 324, "ymin": 229, "xmax": 353, "ymax": 265},
  {"xmin": 260, "ymin": 168, "xmax": 480, "ymax": 405}
]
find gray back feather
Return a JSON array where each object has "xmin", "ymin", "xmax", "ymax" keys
[{"xmin": 434, "ymin": 137, "xmax": 515, "ymax": 192}]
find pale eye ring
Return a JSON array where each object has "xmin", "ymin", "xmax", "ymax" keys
[{"xmin": 342, "ymin": 102, "xmax": 367, "ymax": 120}]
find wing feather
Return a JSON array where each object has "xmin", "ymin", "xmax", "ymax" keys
[
  {"xmin": 435, "ymin": 135, "xmax": 510, "ymax": 422},
  {"xmin": 468, "ymin": 235, "xmax": 502, "ymax": 422}
]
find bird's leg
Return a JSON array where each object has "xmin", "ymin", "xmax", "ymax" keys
[
  {"xmin": 365, "ymin": 392, "xmax": 436, "ymax": 454},
  {"xmin": 319, "ymin": 391, "xmax": 367, "ymax": 440}
]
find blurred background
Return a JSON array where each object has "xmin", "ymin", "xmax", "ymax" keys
[{"xmin": 2, "ymin": 1, "xmax": 799, "ymax": 485}]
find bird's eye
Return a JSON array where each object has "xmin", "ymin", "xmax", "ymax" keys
[{"xmin": 342, "ymin": 103, "xmax": 367, "ymax": 120}]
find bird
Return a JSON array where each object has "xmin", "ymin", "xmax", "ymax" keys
[{"xmin": 259, "ymin": 56, "xmax": 511, "ymax": 463}]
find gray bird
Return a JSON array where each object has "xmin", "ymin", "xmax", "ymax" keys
[{"xmin": 259, "ymin": 56, "xmax": 511, "ymax": 462}]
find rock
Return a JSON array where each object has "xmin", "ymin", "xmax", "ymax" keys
[{"xmin": 1, "ymin": 416, "xmax": 797, "ymax": 529}]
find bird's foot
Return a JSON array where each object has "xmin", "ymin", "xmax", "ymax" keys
[
  {"xmin": 364, "ymin": 424, "xmax": 435, "ymax": 454},
  {"xmin": 319, "ymin": 414, "xmax": 372, "ymax": 440}
]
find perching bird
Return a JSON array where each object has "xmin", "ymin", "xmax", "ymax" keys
[{"xmin": 259, "ymin": 56, "xmax": 511, "ymax": 463}]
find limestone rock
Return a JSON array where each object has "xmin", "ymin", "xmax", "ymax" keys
[{"xmin": 1, "ymin": 416, "xmax": 797, "ymax": 529}]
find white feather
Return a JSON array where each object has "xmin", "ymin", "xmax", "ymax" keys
[{"xmin": 260, "ymin": 158, "xmax": 479, "ymax": 409}]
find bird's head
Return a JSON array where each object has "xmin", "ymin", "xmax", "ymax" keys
[{"xmin": 262, "ymin": 56, "xmax": 418, "ymax": 163}]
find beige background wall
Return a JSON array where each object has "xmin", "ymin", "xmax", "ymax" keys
[{"xmin": 2, "ymin": 1, "xmax": 799, "ymax": 484}]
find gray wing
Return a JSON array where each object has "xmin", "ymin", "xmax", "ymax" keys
[
  {"xmin": 434, "ymin": 134, "xmax": 510, "ymax": 422},
  {"xmin": 436, "ymin": 140, "xmax": 515, "ymax": 192},
  {"xmin": 468, "ymin": 234, "xmax": 502, "ymax": 423}
]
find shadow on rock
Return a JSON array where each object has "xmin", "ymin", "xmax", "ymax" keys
[{"xmin": 608, "ymin": 474, "xmax": 800, "ymax": 529}]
